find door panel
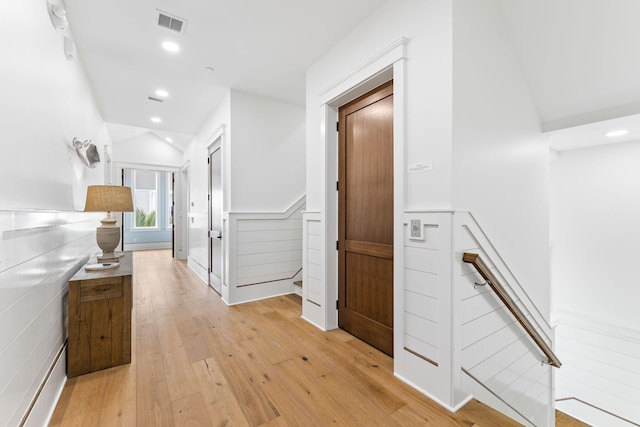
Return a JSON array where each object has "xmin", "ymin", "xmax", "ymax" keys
[
  {"xmin": 209, "ymin": 146, "xmax": 222, "ymax": 294},
  {"xmin": 345, "ymin": 252, "xmax": 393, "ymax": 327},
  {"xmin": 338, "ymin": 80, "xmax": 394, "ymax": 356}
]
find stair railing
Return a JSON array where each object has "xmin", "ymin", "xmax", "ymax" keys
[{"xmin": 462, "ymin": 252, "xmax": 562, "ymax": 368}]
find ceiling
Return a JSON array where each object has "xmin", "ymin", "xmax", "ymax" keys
[
  {"xmin": 64, "ymin": 0, "xmax": 387, "ymax": 150},
  {"xmin": 64, "ymin": 0, "xmax": 640, "ymax": 152},
  {"xmin": 498, "ymin": 0, "xmax": 640, "ymax": 151}
]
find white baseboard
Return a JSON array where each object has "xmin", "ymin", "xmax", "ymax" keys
[
  {"xmin": 394, "ymin": 373, "xmax": 470, "ymax": 413},
  {"xmin": 187, "ymin": 256, "xmax": 208, "ymax": 284}
]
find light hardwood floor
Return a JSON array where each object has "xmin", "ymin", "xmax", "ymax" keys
[{"xmin": 50, "ymin": 250, "xmax": 586, "ymax": 426}]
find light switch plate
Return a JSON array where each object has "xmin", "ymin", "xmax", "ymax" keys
[{"xmin": 410, "ymin": 219, "xmax": 424, "ymax": 240}]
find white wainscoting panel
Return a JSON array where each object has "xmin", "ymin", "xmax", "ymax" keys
[
  {"xmin": 554, "ymin": 311, "xmax": 640, "ymax": 427},
  {"xmin": 224, "ymin": 197, "xmax": 304, "ymax": 305},
  {"xmin": 394, "ymin": 212, "xmax": 456, "ymax": 409},
  {"xmin": 302, "ymin": 211, "xmax": 325, "ymax": 329},
  {"xmin": 0, "ymin": 210, "xmax": 97, "ymax": 426},
  {"xmin": 187, "ymin": 212, "xmax": 209, "ymax": 283},
  {"xmin": 454, "ymin": 211, "xmax": 554, "ymax": 427}
]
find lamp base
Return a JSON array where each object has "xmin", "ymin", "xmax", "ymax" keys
[
  {"xmin": 96, "ymin": 217, "xmax": 121, "ymax": 263},
  {"xmin": 97, "ymin": 253, "xmax": 120, "ymax": 263}
]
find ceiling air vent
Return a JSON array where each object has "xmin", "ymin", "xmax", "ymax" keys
[
  {"xmin": 157, "ymin": 10, "xmax": 186, "ymax": 34},
  {"xmin": 147, "ymin": 96, "xmax": 164, "ymax": 103}
]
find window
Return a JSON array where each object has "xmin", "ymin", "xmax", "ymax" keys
[{"xmin": 133, "ymin": 170, "xmax": 158, "ymax": 228}]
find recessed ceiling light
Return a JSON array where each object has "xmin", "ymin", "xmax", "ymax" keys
[
  {"xmin": 150, "ymin": 117, "xmax": 162, "ymax": 123},
  {"xmin": 162, "ymin": 41, "xmax": 180, "ymax": 52},
  {"xmin": 155, "ymin": 89, "xmax": 169, "ymax": 98},
  {"xmin": 166, "ymin": 137, "xmax": 173, "ymax": 143},
  {"xmin": 605, "ymin": 129, "xmax": 628, "ymax": 137}
]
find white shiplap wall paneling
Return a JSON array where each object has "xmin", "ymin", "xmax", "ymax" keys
[
  {"xmin": 454, "ymin": 211, "xmax": 553, "ymax": 427},
  {"xmin": 554, "ymin": 312, "xmax": 640, "ymax": 426},
  {"xmin": 0, "ymin": 209, "xmax": 97, "ymax": 426},
  {"xmin": 224, "ymin": 198, "xmax": 305, "ymax": 305},
  {"xmin": 394, "ymin": 212, "xmax": 456, "ymax": 409},
  {"xmin": 304, "ymin": 215, "xmax": 323, "ymax": 307}
]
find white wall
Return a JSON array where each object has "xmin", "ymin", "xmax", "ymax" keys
[
  {"xmin": 551, "ymin": 141, "xmax": 640, "ymax": 425},
  {"xmin": 230, "ymin": 90, "xmax": 305, "ymax": 211},
  {"xmin": 306, "ymin": 0, "xmax": 454, "ymax": 211},
  {"xmin": 452, "ymin": 0, "xmax": 550, "ymax": 318},
  {"xmin": 112, "ymin": 133, "xmax": 183, "ymax": 168},
  {"xmin": 550, "ymin": 141, "xmax": 640, "ymax": 327},
  {"xmin": 183, "ymin": 91, "xmax": 231, "ymax": 281},
  {"xmin": 0, "ymin": 4, "xmax": 107, "ymax": 211},
  {"xmin": 0, "ymin": 2, "xmax": 108, "ymax": 425}
]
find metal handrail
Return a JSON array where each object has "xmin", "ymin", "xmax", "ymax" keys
[{"xmin": 462, "ymin": 252, "xmax": 562, "ymax": 368}]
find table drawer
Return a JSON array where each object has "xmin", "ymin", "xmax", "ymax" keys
[{"xmin": 80, "ymin": 277, "xmax": 123, "ymax": 302}]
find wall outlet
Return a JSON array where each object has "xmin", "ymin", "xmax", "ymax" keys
[{"xmin": 410, "ymin": 219, "xmax": 424, "ymax": 240}]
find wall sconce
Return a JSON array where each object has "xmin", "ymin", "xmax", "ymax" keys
[
  {"xmin": 84, "ymin": 186, "xmax": 134, "ymax": 263},
  {"xmin": 73, "ymin": 138, "xmax": 100, "ymax": 168}
]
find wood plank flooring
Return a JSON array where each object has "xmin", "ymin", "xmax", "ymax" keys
[{"xmin": 50, "ymin": 250, "xmax": 582, "ymax": 426}]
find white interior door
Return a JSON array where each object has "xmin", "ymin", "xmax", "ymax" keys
[{"xmin": 208, "ymin": 145, "xmax": 223, "ymax": 294}]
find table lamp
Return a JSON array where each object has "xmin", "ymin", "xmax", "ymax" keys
[{"xmin": 84, "ymin": 185, "xmax": 134, "ymax": 263}]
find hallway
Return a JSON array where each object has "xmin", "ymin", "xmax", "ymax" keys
[{"xmin": 49, "ymin": 250, "xmax": 574, "ymax": 426}]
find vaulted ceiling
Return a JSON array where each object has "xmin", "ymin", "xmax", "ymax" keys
[{"xmin": 65, "ymin": 0, "xmax": 640, "ymax": 152}]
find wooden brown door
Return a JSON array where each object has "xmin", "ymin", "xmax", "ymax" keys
[{"xmin": 338, "ymin": 80, "xmax": 394, "ymax": 356}]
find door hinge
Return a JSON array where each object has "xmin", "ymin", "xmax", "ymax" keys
[
  {"xmin": 207, "ymin": 157, "xmax": 210, "ymax": 164},
  {"xmin": 336, "ymin": 300, "xmax": 339, "ymax": 310},
  {"xmin": 336, "ymin": 181, "xmax": 339, "ymax": 191},
  {"xmin": 336, "ymin": 241, "xmax": 339, "ymax": 250},
  {"xmin": 336, "ymin": 122, "xmax": 339, "ymax": 132}
]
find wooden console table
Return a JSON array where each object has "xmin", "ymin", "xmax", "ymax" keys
[{"xmin": 67, "ymin": 252, "xmax": 133, "ymax": 378}]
